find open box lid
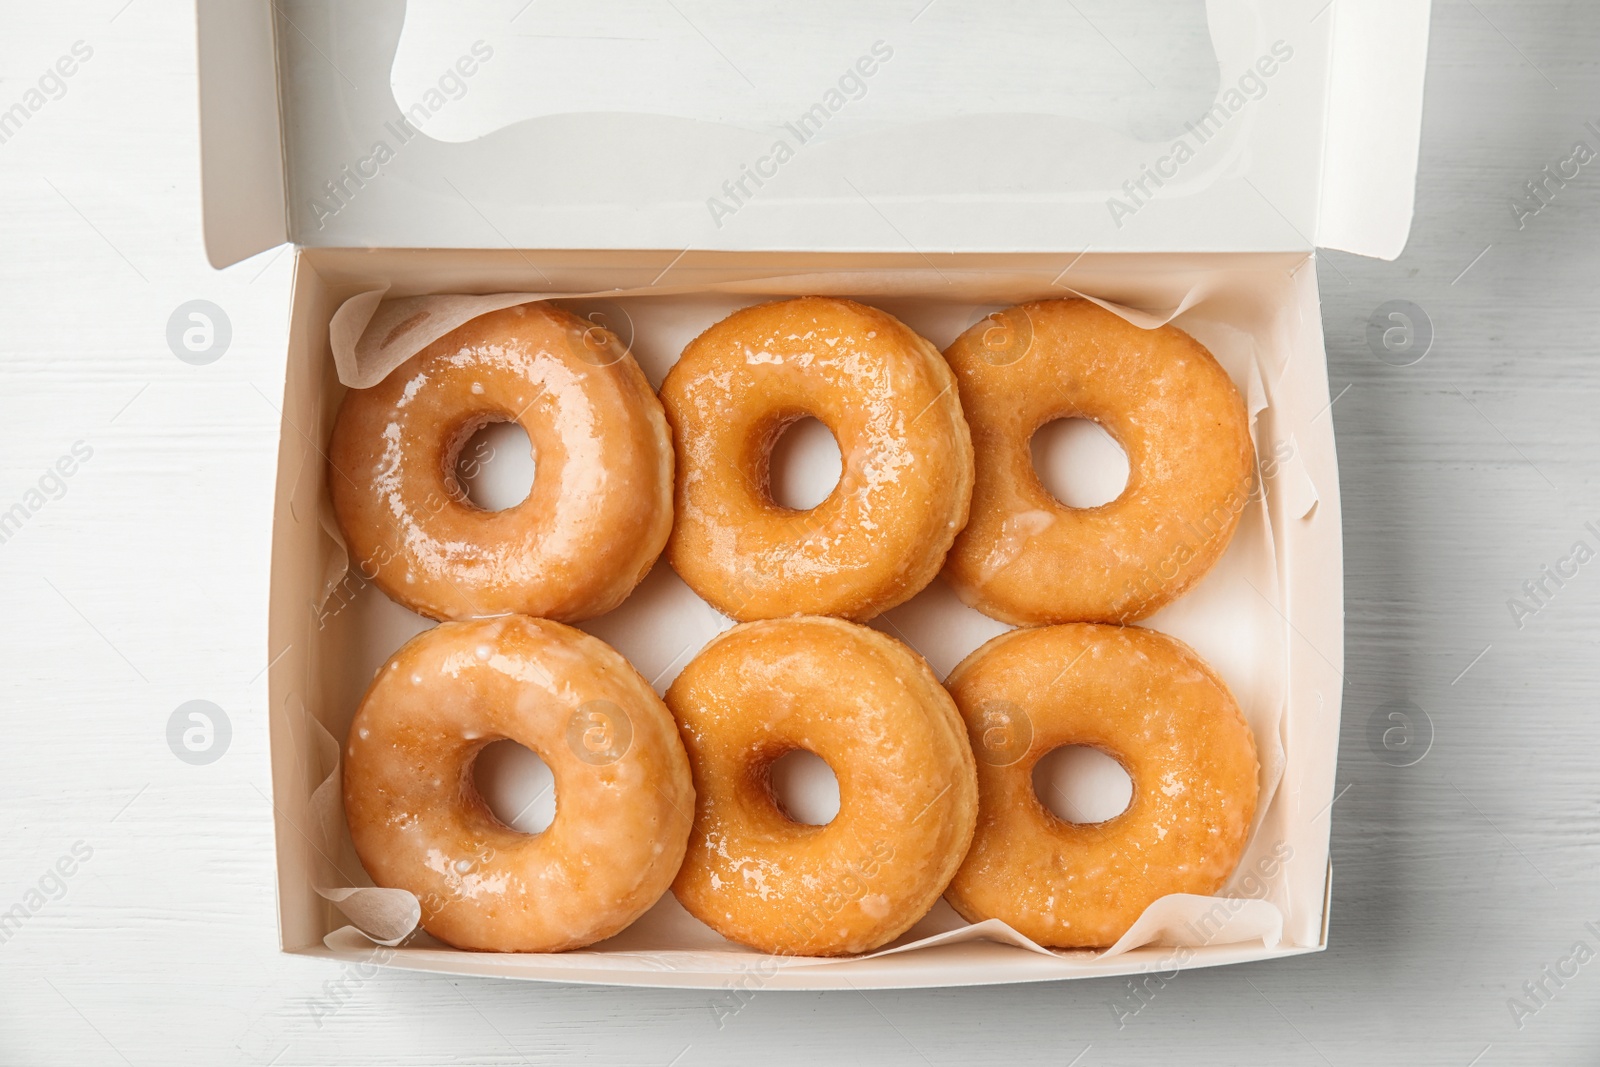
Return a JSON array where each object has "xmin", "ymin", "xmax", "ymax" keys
[{"xmin": 197, "ymin": 0, "xmax": 1430, "ymax": 269}]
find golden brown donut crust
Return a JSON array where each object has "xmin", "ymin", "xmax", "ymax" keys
[
  {"xmin": 942, "ymin": 299, "xmax": 1254, "ymax": 624},
  {"xmin": 328, "ymin": 303, "xmax": 673, "ymax": 622},
  {"xmin": 667, "ymin": 617, "xmax": 978, "ymax": 956},
  {"xmin": 342, "ymin": 616, "xmax": 694, "ymax": 953},
  {"xmin": 660, "ymin": 297, "xmax": 973, "ymax": 622},
  {"xmin": 944, "ymin": 623, "xmax": 1258, "ymax": 949}
]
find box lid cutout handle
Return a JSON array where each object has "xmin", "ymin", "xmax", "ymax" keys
[
  {"xmin": 1316, "ymin": 0, "xmax": 1433, "ymax": 260},
  {"xmin": 197, "ymin": 0, "xmax": 288, "ymax": 269}
]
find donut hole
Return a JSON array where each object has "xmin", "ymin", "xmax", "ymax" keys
[
  {"xmin": 768, "ymin": 417, "xmax": 842, "ymax": 511},
  {"xmin": 767, "ymin": 749, "xmax": 840, "ymax": 826},
  {"xmin": 472, "ymin": 739, "xmax": 556, "ymax": 834},
  {"xmin": 1033, "ymin": 745, "xmax": 1133, "ymax": 824},
  {"xmin": 1030, "ymin": 417, "xmax": 1129, "ymax": 509},
  {"xmin": 452, "ymin": 420, "xmax": 536, "ymax": 512}
]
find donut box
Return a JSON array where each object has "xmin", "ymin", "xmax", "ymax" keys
[{"xmin": 198, "ymin": 0, "xmax": 1431, "ymax": 987}]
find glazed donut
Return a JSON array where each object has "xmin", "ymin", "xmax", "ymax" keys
[
  {"xmin": 328, "ymin": 303, "xmax": 673, "ymax": 622},
  {"xmin": 942, "ymin": 298, "xmax": 1253, "ymax": 624},
  {"xmin": 667, "ymin": 617, "xmax": 978, "ymax": 956},
  {"xmin": 342, "ymin": 615, "xmax": 694, "ymax": 953},
  {"xmin": 943, "ymin": 623, "xmax": 1258, "ymax": 949},
  {"xmin": 660, "ymin": 297, "xmax": 973, "ymax": 622}
]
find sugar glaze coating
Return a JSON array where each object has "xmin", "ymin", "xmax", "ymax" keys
[
  {"xmin": 944, "ymin": 623, "xmax": 1259, "ymax": 949},
  {"xmin": 328, "ymin": 303, "xmax": 673, "ymax": 622},
  {"xmin": 667, "ymin": 617, "xmax": 978, "ymax": 956},
  {"xmin": 342, "ymin": 616, "xmax": 694, "ymax": 953},
  {"xmin": 660, "ymin": 297, "xmax": 973, "ymax": 622},
  {"xmin": 943, "ymin": 298, "xmax": 1254, "ymax": 624}
]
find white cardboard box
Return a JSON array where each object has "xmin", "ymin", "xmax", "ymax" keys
[{"xmin": 197, "ymin": 0, "xmax": 1431, "ymax": 988}]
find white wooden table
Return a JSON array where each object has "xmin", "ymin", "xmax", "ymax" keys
[{"xmin": 2, "ymin": 2, "xmax": 1596, "ymax": 1063}]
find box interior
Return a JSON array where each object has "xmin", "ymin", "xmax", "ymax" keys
[{"xmin": 263, "ymin": 248, "xmax": 1345, "ymax": 988}]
